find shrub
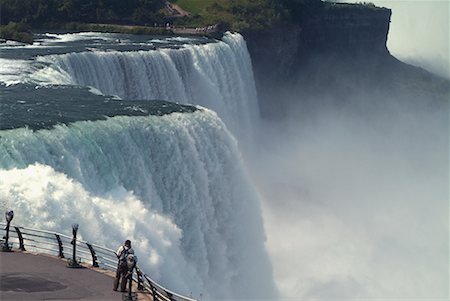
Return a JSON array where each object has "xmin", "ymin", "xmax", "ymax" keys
[{"xmin": 0, "ymin": 22, "xmax": 34, "ymax": 44}]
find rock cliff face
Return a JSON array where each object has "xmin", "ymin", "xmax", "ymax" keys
[
  {"xmin": 241, "ymin": 3, "xmax": 447, "ymax": 119},
  {"xmin": 241, "ymin": 3, "xmax": 393, "ymax": 117},
  {"xmin": 301, "ymin": 4, "xmax": 391, "ymax": 55}
]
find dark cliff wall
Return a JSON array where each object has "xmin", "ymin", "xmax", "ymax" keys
[
  {"xmin": 241, "ymin": 3, "xmax": 447, "ymax": 119},
  {"xmin": 241, "ymin": 3, "xmax": 393, "ymax": 117},
  {"xmin": 300, "ymin": 4, "xmax": 391, "ymax": 55}
]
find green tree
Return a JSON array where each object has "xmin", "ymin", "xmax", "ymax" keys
[{"xmin": 0, "ymin": 21, "xmax": 33, "ymax": 43}]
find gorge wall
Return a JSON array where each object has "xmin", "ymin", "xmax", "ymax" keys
[
  {"xmin": 241, "ymin": 2, "xmax": 448, "ymax": 119},
  {"xmin": 243, "ymin": 3, "xmax": 391, "ymax": 77}
]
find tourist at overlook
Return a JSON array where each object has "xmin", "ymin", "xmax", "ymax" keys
[{"xmin": 113, "ymin": 240, "xmax": 135, "ymax": 292}]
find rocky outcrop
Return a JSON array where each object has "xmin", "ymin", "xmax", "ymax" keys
[
  {"xmin": 242, "ymin": 2, "xmax": 449, "ymax": 120},
  {"xmin": 240, "ymin": 3, "xmax": 401, "ymax": 117},
  {"xmin": 301, "ymin": 4, "xmax": 391, "ymax": 55},
  {"xmin": 243, "ymin": 4, "xmax": 391, "ymax": 76}
]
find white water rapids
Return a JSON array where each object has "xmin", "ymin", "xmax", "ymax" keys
[{"xmin": 0, "ymin": 32, "xmax": 276, "ymax": 300}]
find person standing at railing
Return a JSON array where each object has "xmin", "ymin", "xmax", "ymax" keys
[
  {"xmin": 113, "ymin": 239, "xmax": 134, "ymax": 292},
  {"xmin": 124, "ymin": 253, "xmax": 138, "ymax": 299}
]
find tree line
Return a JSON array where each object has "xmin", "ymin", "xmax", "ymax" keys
[
  {"xmin": 0, "ymin": 0, "xmax": 166, "ymax": 27},
  {"xmin": 0, "ymin": 0, "xmax": 370, "ymax": 43}
]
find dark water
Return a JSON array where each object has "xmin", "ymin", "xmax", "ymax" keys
[
  {"xmin": 0, "ymin": 32, "xmax": 210, "ymax": 130},
  {"xmin": 0, "ymin": 84, "xmax": 197, "ymax": 131},
  {"xmin": 0, "ymin": 32, "xmax": 214, "ymax": 60}
]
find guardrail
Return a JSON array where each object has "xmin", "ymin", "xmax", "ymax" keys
[{"xmin": 0, "ymin": 222, "xmax": 197, "ymax": 301}]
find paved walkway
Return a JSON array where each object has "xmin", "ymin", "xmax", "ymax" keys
[{"xmin": 0, "ymin": 251, "xmax": 150, "ymax": 301}]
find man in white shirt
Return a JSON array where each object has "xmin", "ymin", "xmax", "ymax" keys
[{"xmin": 113, "ymin": 240, "xmax": 134, "ymax": 291}]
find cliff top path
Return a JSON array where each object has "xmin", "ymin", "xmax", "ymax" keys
[{"xmin": 0, "ymin": 251, "xmax": 151, "ymax": 301}]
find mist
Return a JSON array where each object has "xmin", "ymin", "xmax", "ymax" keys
[
  {"xmin": 249, "ymin": 1, "xmax": 449, "ymax": 298},
  {"xmin": 252, "ymin": 98, "xmax": 448, "ymax": 298}
]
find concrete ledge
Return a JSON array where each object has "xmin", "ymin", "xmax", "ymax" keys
[{"xmin": 0, "ymin": 251, "xmax": 151, "ymax": 301}]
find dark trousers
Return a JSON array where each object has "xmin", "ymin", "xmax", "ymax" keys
[{"xmin": 113, "ymin": 261, "xmax": 128, "ymax": 291}]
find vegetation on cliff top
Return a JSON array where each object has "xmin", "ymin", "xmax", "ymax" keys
[
  {"xmin": 0, "ymin": 22, "xmax": 34, "ymax": 44},
  {"xmin": 0, "ymin": 0, "xmax": 382, "ymax": 42},
  {"xmin": 0, "ymin": 0, "xmax": 166, "ymax": 27},
  {"xmin": 169, "ymin": 0, "xmax": 282, "ymax": 31},
  {"xmin": 0, "ymin": 0, "xmax": 168, "ymax": 42},
  {"xmin": 169, "ymin": 0, "xmax": 382, "ymax": 30}
]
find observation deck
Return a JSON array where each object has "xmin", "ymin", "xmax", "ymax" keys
[
  {"xmin": 0, "ymin": 251, "xmax": 142, "ymax": 300},
  {"xmin": 0, "ymin": 221, "xmax": 197, "ymax": 301}
]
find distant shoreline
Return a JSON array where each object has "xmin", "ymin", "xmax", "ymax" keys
[
  {"xmin": 1, "ymin": 22, "xmax": 224, "ymax": 44},
  {"xmin": 61, "ymin": 22, "xmax": 223, "ymax": 38}
]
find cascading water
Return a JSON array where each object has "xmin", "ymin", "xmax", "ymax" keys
[
  {"xmin": 30, "ymin": 32, "xmax": 259, "ymax": 139},
  {"xmin": 0, "ymin": 109, "xmax": 276, "ymax": 299},
  {"xmin": 0, "ymin": 32, "xmax": 276, "ymax": 299}
]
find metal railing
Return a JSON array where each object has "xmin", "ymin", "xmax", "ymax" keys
[{"xmin": 0, "ymin": 222, "xmax": 197, "ymax": 301}]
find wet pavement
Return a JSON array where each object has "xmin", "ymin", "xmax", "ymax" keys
[{"xmin": 0, "ymin": 251, "xmax": 141, "ymax": 301}]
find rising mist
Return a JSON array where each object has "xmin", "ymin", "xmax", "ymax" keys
[
  {"xmin": 248, "ymin": 1, "xmax": 450, "ymax": 296},
  {"xmin": 251, "ymin": 95, "xmax": 448, "ymax": 298}
]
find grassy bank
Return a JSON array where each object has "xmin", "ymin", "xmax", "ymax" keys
[
  {"xmin": 170, "ymin": 0, "xmax": 282, "ymax": 31},
  {"xmin": 171, "ymin": 0, "xmax": 228, "ymax": 15}
]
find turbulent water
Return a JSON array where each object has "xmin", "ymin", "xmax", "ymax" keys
[
  {"xmin": 0, "ymin": 32, "xmax": 258, "ymax": 138},
  {"xmin": 0, "ymin": 32, "xmax": 275, "ymax": 300}
]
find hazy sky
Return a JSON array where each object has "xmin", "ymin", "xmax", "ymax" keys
[{"xmin": 338, "ymin": 0, "xmax": 450, "ymax": 78}]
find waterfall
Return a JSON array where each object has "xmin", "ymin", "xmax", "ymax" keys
[
  {"xmin": 0, "ymin": 109, "xmax": 276, "ymax": 300},
  {"xmin": 31, "ymin": 32, "xmax": 259, "ymax": 138}
]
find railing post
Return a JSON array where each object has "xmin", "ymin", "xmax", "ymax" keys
[
  {"xmin": 67, "ymin": 223, "xmax": 82, "ymax": 268},
  {"xmin": 149, "ymin": 282, "xmax": 157, "ymax": 301},
  {"xmin": 167, "ymin": 292, "xmax": 174, "ymax": 301},
  {"xmin": 14, "ymin": 226, "xmax": 26, "ymax": 251},
  {"xmin": 86, "ymin": 243, "xmax": 99, "ymax": 267},
  {"xmin": 1, "ymin": 210, "xmax": 14, "ymax": 252},
  {"xmin": 136, "ymin": 268, "xmax": 144, "ymax": 291},
  {"xmin": 55, "ymin": 234, "xmax": 64, "ymax": 258}
]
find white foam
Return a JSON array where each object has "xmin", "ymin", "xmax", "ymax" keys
[
  {"xmin": 0, "ymin": 163, "xmax": 192, "ymax": 287},
  {"xmin": 28, "ymin": 32, "xmax": 258, "ymax": 139},
  {"xmin": 0, "ymin": 111, "xmax": 276, "ymax": 299},
  {"xmin": 42, "ymin": 32, "xmax": 119, "ymax": 44},
  {"xmin": 0, "ymin": 58, "xmax": 34, "ymax": 86}
]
